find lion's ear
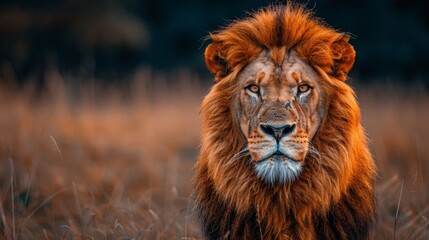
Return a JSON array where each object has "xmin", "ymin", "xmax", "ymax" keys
[
  {"xmin": 205, "ymin": 42, "xmax": 229, "ymax": 82},
  {"xmin": 331, "ymin": 36, "xmax": 355, "ymax": 81}
]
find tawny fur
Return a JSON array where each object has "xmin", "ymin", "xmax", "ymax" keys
[{"xmin": 193, "ymin": 4, "xmax": 376, "ymax": 240}]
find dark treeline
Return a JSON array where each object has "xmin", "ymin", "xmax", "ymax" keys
[{"xmin": 1, "ymin": 0, "xmax": 429, "ymax": 85}]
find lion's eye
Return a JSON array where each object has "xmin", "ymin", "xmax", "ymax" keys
[
  {"xmin": 298, "ymin": 84, "xmax": 311, "ymax": 94},
  {"xmin": 246, "ymin": 84, "xmax": 260, "ymax": 94}
]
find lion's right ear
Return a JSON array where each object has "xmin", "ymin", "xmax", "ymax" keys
[
  {"xmin": 330, "ymin": 36, "xmax": 356, "ymax": 81},
  {"xmin": 205, "ymin": 42, "xmax": 229, "ymax": 82}
]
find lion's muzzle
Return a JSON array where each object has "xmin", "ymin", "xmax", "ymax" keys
[{"xmin": 247, "ymin": 100, "xmax": 309, "ymax": 184}]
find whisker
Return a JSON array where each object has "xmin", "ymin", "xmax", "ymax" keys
[
  {"xmin": 307, "ymin": 142, "xmax": 321, "ymax": 158},
  {"xmin": 307, "ymin": 141, "xmax": 322, "ymax": 169},
  {"xmin": 230, "ymin": 146, "xmax": 250, "ymax": 161}
]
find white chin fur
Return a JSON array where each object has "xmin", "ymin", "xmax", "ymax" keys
[{"xmin": 255, "ymin": 159, "xmax": 302, "ymax": 185}]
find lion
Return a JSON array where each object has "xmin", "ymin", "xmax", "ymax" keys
[{"xmin": 193, "ymin": 4, "xmax": 376, "ymax": 240}]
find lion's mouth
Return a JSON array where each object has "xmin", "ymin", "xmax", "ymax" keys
[
  {"xmin": 255, "ymin": 151, "xmax": 303, "ymax": 184},
  {"xmin": 262, "ymin": 151, "xmax": 298, "ymax": 163}
]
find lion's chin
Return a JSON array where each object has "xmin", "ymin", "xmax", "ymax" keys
[{"xmin": 255, "ymin": 154, "xmax": 302, "ymax": 185}]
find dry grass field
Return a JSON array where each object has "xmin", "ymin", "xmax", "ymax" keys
[{"xmin": 0, "ymin": 71, "xmax": 428, "ymax": 239}]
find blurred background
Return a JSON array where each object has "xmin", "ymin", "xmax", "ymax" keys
[
  {"xmin": 1, "ymin": 0, "xmax": 429, "ymax": 85},
  {"xmin": 0, "ymin": 0, "xmax": 428, "ymax": 239}
]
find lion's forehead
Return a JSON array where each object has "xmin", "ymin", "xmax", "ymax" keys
[{"xmin": 239, "ymin": 50, "xmax": 321, "ymax": 96}]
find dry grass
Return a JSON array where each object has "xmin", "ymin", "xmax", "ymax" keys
[
  {"xmin": 359, "ymin": 83, "xmax": 429, "ymax": 239},
  {"xmin": 0, "ymin": 71, "xmax": 428, "ymax": 239}
]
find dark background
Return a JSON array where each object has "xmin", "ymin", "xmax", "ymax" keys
[{"xmin": 1, "ymin": 0, "xmax": 429, "ymax": 85}]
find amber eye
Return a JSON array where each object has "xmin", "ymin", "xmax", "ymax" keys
[
  {"xmin": 247, "ymin": 84, "xmax": 260, "ymax": 94},
  {"xmin": 298, "ymin": 84, "xmax": 311, "ymax": 94}
]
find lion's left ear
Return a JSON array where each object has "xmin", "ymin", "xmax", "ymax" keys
[
  {"xmin": 331, "ymin": 36, "xmax": 356, "ymax": 81},
  {"xmin": 205, "ymin": 42, "xmax": 229, "ymax": 82}
]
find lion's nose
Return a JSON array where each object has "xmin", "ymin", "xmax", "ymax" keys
[{"xmin": 260, "ymin": 123, "xmax": 296, "ymax": 141}]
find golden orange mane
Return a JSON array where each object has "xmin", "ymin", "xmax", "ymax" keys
[
  {"xmin": 193, "ymin": 4, "xmax": 376, "ymax": 239},
  {"xmin": 204, "ymin": 5, "xmax": 355, "ymax": 82}
]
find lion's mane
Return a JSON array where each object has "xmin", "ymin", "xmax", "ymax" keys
[{"xmin": 193, "ymin": 4, "xmax": 376, "ymax": 240}]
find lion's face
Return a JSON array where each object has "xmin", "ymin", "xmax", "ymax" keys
[{"xmin": 236, "ymin": 49, "xmax": 325, "ymax": 184}]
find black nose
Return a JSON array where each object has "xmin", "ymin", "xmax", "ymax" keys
[{"xmin": 260, "ymin": 123, "xmax": 296, "ymax": 141}]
